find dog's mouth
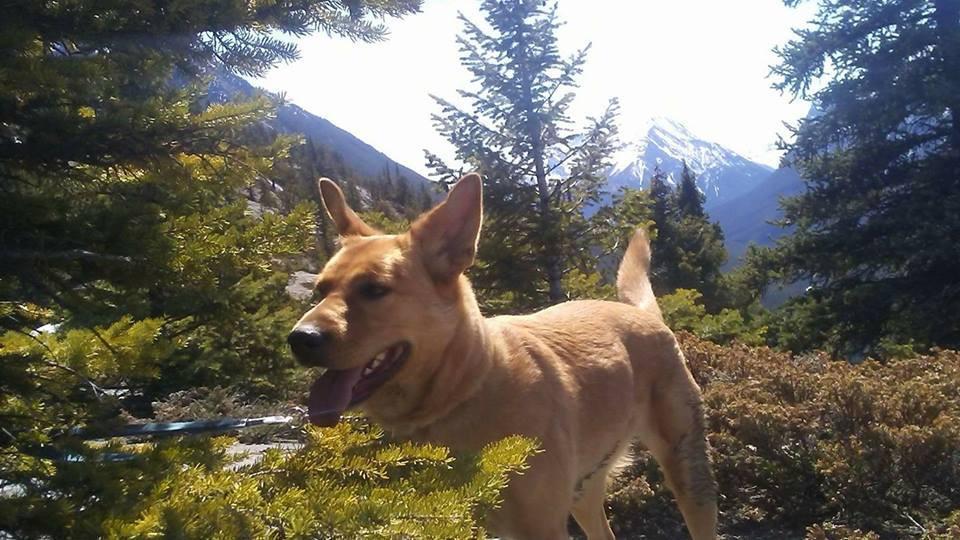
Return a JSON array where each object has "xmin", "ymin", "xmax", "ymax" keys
[{"xmin": 307, "ymin": 342, "xmax": 409, "ymax": 427}]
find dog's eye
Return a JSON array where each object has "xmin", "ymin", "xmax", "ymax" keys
[{"xmin": 359, "ymin": 282, "xmax": 391, "ymax": 300}]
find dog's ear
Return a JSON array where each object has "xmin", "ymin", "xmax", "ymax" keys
[
  {"xmin": 410, "ymin": 173, "xmax": 483, "ymax": 282},
  {"xmin": 318, "ymin": 178, "xmax": 378, "ymax": 237}
]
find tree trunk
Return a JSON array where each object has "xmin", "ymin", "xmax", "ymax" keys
[
  {"xmin": 517, "ymin": 22, "xmax": 564, "ymax": 304},
  {"xmin": 533, "ymin": 136, "xmax": 564, "ymax": 303}
]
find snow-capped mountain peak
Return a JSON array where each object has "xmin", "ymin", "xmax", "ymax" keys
[{"xmin": 607, "ymin": 117, "xmax": 773, "ymax": 207}]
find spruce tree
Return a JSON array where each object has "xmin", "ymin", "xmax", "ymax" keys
[
  {"xmin": 428, "ymin": 0, "xmax": 620, "ymax": 308},
  {"xmin": 395, "ymin": 174, "xmax": 412, "ymax": 210},
  {"xmin": 764, "ymin": 0, "xmax": 960, "ymax": 354},
  {"xmin": 418, "ymin": 184, "xmax": 432, "ymax": 209},
  {"xmin": 676, "ymin": 161, "xmax": 706, "ymax": 218},
  {"xmin": 647, "ymin": 166, "xmax": 728, "ymax": 310},
  {"xmin": 674, "ymin": 165, "xmax": 728, "ymax": 310},
  {"xmin": 648, "ymin": 166, "xmax": 681, "ymax": 295},
  {"xmin": 0, "ymin": 2, "xmax": 533, "ymax": 536}
]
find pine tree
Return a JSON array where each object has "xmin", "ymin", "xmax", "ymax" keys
[
  {"xmin": 343, "ymin": 177, "xmax": 364, "ymax": 208},
  {"xmin": 0, "ymin": 420, "xmax": 534, "ymax": 538},
  {"xmin": 676, "ymin": 161, "xmax": 706, "ymax": 218},
  {"xmin": 647, "ymin": 166, "xmax": 728, "ymax": 310},
  {"xmin": 395, "ymin": 175, "xmax": 412, "ymax": 210},
  {"xmin": 0, "ymin": 2, "xmax": 534, "ymax": 536},
  {"xmin": 416, "ymin": 183, "xmax": 435, "ymax": 213},
  {"xmin": 428, "ymin": 0, "xmax": 620, "ymax": 308},
  {"xmin": 763, "ymin": 0, "xmax": 960, "ymax": 354},
  {"xmin": 672, "ymin": 217, "xmax": 728, "ymax": 311},
  {"xmin": 674, "ymin": 165, "xmax": 728, "ymax": 310},
  {"xmin": 648, "ymin": 167, "xmax": 681, "ymax": 295},
  {"xmin": 589, "ymin": 186, "xmax": 655, "ymax": 290}
]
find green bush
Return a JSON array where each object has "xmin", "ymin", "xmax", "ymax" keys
[
  {"xmin": 608, "ymin": 333, "xmax": 960, "ymax": 539},
  {"xmin": 0, "ymin": 421, "xmax": 536, "ymax": 539},
  {"xmin": 659, "ymin": 288, "xmax": 767, "ymax": 346}
]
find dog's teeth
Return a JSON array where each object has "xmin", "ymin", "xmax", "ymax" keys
[
  {"xmin": 374, "ymin": 352, "xmax": 386, "ymax": 362},
  {"xmin": 371, "ymin": 358, "xmax": 383, "ymax": 369}
]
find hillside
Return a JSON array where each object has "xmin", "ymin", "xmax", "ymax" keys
[
  {"xmin": 711, "ymin": 164, "xmax": 805, "ymax": 265},
  {"xmin": 210, "ymin": 71, "xmax": 431, "ymax": 190}
]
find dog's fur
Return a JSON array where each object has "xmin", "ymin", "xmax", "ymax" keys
[{"xmin": 292, "ymin": 173, "xmax": 718, "ymax": 539}]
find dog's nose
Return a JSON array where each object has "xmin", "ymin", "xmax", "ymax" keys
[{"xmin": 287, "ymin": 327, "xmax": 328, "ymax": 364}]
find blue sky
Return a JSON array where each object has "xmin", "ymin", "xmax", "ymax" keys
[{"xmin": 254, "ymin": 0, "xmax": 816, "ymax": 177}]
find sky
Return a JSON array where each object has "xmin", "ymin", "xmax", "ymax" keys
[{"xmin": 254, "ymin": 0, "xmax": 816, "ymax": 177}]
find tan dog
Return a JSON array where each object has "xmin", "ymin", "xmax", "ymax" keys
[{"xmin": 288, "ymin": 173, "xmax": 717, "ymax": 539}]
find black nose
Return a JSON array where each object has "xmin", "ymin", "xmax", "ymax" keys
[{"xmin": 287, "ymin": 327, "xmax": 328, "ymax": 363}]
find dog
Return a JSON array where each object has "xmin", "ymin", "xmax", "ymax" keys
[{"xmin": 288, "ymin": 173, "xmax": 718, "ymax": 539}]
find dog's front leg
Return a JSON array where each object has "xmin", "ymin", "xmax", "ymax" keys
[{"xmin": 487, "ymin": 438, "xmax": 578, "ymax": 539}]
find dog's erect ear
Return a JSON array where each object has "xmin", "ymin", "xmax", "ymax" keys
[
  {"xmin": 410, "ymin": 173, "xmax": 483, "ymax": 282},
  {"xmin": 318, "ymin": 178, "xmax": 377, "ymax": 237}
]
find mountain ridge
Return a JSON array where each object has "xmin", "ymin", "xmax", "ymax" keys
[
  {"xmin": 211, "ymin": 71, "xmax": 432, "ymax": 190},
  {"xmin": 712, "ymin": 164, "xmax": 804, "ymax": 265},
  {"xmin": 601, "ymin": 117, "xmax": 806, "ymax": 270},
  {"xmin": 607, "ymin": 118, "xmax": 774, "ymax": 209}
]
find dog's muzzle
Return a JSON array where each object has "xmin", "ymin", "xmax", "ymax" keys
[{"xmin": 287, "ymin": 326, "xmax": 329, "ymax": 366}]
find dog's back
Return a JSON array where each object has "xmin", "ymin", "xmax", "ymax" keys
[{"xmin": 474, "ymin": 231, "xmax": 717, "ymax": 539}]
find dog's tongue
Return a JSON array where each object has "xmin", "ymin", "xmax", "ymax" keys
[{"xmin": 308, "ymin": 366, "xmax": 365, "ymax": 427}]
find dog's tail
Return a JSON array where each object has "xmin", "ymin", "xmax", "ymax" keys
[{"xmin": 617, "ymin": 229, "xmax": 660, "ymax": 316}]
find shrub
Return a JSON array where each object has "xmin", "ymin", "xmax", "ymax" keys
[
  {"xmin": 659, "ymin": 289, "xmax": 767, "ymax": 346},
  {"xmin": 608, "ymin": 333, "xmax": 960, "ymax": 539},
  {"xmin": 0, "ymin": 421, "xmax": 536, "ymax": 539}
]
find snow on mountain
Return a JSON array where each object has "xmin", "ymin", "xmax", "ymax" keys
[{"xmin": 606, "ymin": 117, "xmax": 773, "ymax": 208}]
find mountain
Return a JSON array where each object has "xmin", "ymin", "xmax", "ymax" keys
[
  {"xmin": 602, "ymin": 117, "xmax": 810, "ymax": 271},
  {"xmin": 606, "ymin": 118, "xmax": 773, "ymax": 209},
  {"xmin": 711, "ymin": 103, "xmax": 823, "ymax": 265},
  {"xmin": 712, "ymin": 164, "xmax": 805, "ymax": 265},
  {"xmin": 209, "ymin": 71, "xmax": 431, "ymax": 189},
  {"xmin": 273, "ymin": 104, "xmax": 431, "ymax": 189},
  {"xmin": 713, "ymin": 164, "xmax": 810, "ymax": 308}
]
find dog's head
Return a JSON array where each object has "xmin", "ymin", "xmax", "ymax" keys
[{"xmin": 289, "ymin": 173, "xmax": 483, "ymax": 427}]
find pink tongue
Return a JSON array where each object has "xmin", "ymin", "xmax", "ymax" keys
[{"xmin": 308, "ymin": 366, "xmax": 366, "ymax": 427}]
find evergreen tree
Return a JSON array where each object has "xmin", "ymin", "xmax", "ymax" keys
[
  {"xmin": 676, "ymin": 161, "xmax": 706, "ymax": 218},
  {"xmin": 343, "ymin": 177, "xmax": 364, "ymax": 208},
  {"xmin": 395, "ymin": 174, "xmax": 412, "ymax": 210},
  {"xmin": 0, "ymin": 2, "xmax": 538, "ymax": 537},
  {"xmin": 673, "ymin": 212, "xmax": 729, "ymax": 311},
  {"xmin": 416, "ymin": 182, "xmax": 435, "ymax": 213},
  {"xmin": 647, "ymin": 166, "xmax": 728, "ymax": 310},
  {"xmin": 648, "ymin": 166, "xmax": 681, "ymax": 295},
  {"xmin": 674, "ymin": 165, "xmax": 728, "ymax": 310},
  {"xmin": 0, "ymin": 419, "xmax": 533, "ymax": 538},
  {"xmin": 764, "ymin": 0, "xmax": 960, "ymax": 354},
  {"xmin": 428, "ymin": 0, "xmax": 620, "ymax": 308}
]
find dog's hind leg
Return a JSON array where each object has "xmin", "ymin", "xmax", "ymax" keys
[
  {"xmin": 638, "ymin": 365, "xmax": 718, "ymax": 540},
  {"xmin": 570, "ymin": 470, "xmax": 617, "ymax": 540}
]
